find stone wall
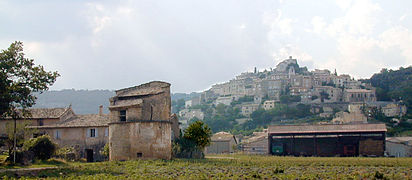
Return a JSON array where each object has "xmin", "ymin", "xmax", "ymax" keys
[
  {"xmin": 38, "ymin": 126, "xmax": 108, "ymax": 161},
  {"xmin": 109, "ymin": 121, "xmax": 172, "ymax": 160}
]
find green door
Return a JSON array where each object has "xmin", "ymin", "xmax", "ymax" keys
[{"xmin": 272, "ymin": 143, "xmax": 283, "ymax": 155}]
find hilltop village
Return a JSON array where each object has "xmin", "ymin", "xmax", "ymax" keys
[{"xmin": 178, "ymin": 56, "xmax": 406, "ymax": 130}]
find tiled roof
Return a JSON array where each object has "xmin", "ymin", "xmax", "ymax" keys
[
  {"xmin": 268, "ymin": 123, "xmax": 387, "ymax": 134},
  {"xmin": 211, "ymin": 132, "xmax": 235, "ymax": 142},
  {"xmin": 30, "ymin": 114, "xmax": 110, "ymax": 128},
  {"xmin": 115, "ymin": 81, "xmax": 170, "ymax": 97},
  {"xmin": 6, "ymin": 107, "xmax": 70, "ymax": 119}
]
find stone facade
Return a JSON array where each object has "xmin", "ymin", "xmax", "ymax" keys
[
  {"xmin": 28, "ymin": 108, "xmax": 111, "ymax": 162},
  {"xmin": 241, "ymin": 103, "xmax": 259, "ymax": 117},
  {"xmin": 109, "ymin": 121, "xmax": 172, "ymax": 160},
  {"xmin": 108, "ymin": 81, "xmax": 175, "ymax": 161},
  {"xmin": 343, "ymin": 89, "xmax": 376, "ymax": 102}
]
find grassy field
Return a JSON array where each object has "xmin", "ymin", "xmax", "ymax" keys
[{"xmin": 1, "ymin": 155, "xmax": 412, "ymax": 179}]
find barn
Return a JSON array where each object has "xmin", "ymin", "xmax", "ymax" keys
[{"xmin": 268, "ymin": 123, "xmax": 387, "ymax": 157}]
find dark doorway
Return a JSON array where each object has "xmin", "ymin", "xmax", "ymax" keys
[{"xmin": 86, "ymin": 149, "xmax": 94, "ymax": 162}]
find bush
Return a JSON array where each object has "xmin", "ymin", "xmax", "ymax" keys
[
  {"xmin": 100, "ymin": 143, "xmax": 109, "ymax": 160},
  {"xmin": 23, "ymin": 135, "xmax": 57, "ymax": 160},
  {"xmin": 55, "ymin": 146, "xmax": 77, "ymax": 161}
]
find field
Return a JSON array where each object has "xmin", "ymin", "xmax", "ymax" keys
[{"xmin": 1, "ymin": 155, "xmax": 412, "ymax": 179}]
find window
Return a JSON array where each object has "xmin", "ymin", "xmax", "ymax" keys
[
  {"xmin": 38, "ymin": 119, "xmax": 44, "ymax": 126},
  {"xmin": 105, "ymin": 128, "xmax": 108, "ymax": 137},
  {"xmin": 120, "ymin": 110, "xmax": 126, "ymax": 121},
  {"xmin": 90, "ymin": 129, "xmax": 96, "ymax": 137},
  {"xmin": 55, "ymin": 130, "xmax": 61, "ymax": 139}
]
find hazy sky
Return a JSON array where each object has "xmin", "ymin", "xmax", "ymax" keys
[{"xmin": 1, "ymin": 0, "xmax": 411, "ymax": 93}]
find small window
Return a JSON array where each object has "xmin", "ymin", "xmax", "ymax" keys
[
  {"xmin": 137, "ymin": 152, "xmax": 143, "ymax": 157},
  {"xmin": 55, "ymin": 130, "xmax": 61, "ymax": 139},
  {"xmin": 105, "ymin": 128, "xmax": 109, "ymax": 137},
  {"xmin": 90, "ymin": 129, "xmax": 96, "ymax": 137},
  {"xmin": 120, "ymin": 110, "xmax": 126, "ymax": 122},
  {"xmin": 38, "ymin": 119, "xmax": 44, "ymax": 126}
]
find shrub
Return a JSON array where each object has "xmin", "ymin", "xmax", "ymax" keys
[
  {"xmin": 55, "ymin": 146, "xmax": 77, "ymax": 161},
  {"xmin": 100, "ymin": 143, "xmax": 109, "ymax": 160},
  {"xmin": 23, "ymin": 135, "xmax": 57, "ymax": 160}
]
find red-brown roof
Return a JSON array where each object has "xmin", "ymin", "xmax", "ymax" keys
[{"xmin": 268, "ymin": 123, "xmax": 386, "ymax": 134}]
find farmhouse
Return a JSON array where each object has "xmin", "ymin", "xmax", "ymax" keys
[
  {"xmin": 268, "ymin": 123, "xmax": 387, "ymax": 156},
  {"xmin": 29, "ymin": 108, "xmax": 110, "ymax": 162},
  {"xmin": 206, "ymin": 132, "xmax": 237, "ymax": 154},
  {"xmin": 0, "ymin": 106, "xmax": 75, "ymax": 138},
  {"xmin": 108, "ymin": 81, "xmax": 178, "ymax": 160}
]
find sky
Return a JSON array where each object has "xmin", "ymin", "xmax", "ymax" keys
[{"xmin": 0, "ymin": 0, "xmax": 411, "ymax": 93}]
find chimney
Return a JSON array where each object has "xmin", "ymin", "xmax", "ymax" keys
[{"xmin": 99, "ymin": 105, "xmax": 103, "ymax": 115}]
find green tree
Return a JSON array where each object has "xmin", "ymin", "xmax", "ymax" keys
[
  {"xmin": 0, "ymin": 41, "xmax": 59, "ymax": 163},
  {"xmin": 4, "ymin": 121, "xmax": 37, "ymax": 156},
  {"xmin": 183, "ymin": 120, "xmax": 212, "ymax": 150},
  {"xmin": 23, "ymin": 135, "xmax": 57, "ymax": 160}
]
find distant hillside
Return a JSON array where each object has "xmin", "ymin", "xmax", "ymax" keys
[
  {"xmin": 363, "ymin": 66, "xmax": 412, "ymax": 112},
  {"xmin": 33, "ymin": 90, "xmax": 115, "ymax": 114},
  {"xmin": 33, "ymin": 90, "xmax": 200, "ymax": 114}
]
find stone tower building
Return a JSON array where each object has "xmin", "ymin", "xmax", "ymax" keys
[{"xmin": 108, "ymin": 81, "xmax": 174, "ymax": 160}]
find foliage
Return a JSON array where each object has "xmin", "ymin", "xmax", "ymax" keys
[
  {"xmin": 99, "ymin": 143, "xmax": 109, "ymax": 160},
  {"xmin": 364, "ymin": 66, "xmax": 412, "ymax": 113},
  {"xmin": 171, "ymin": 98, "xmax": 185, "ymax": 113},
  {"xmin": 0, "ymin": 41, "xmax": 59, "ymax": 118},
  {"xmin": 279, "ymin": 95, "xmax": 301, "ymax": 104},
  {"xmin": 172, "ymin": 137, "xmax": 199, "ymax": 158},
  {"xmin": 23, "ymin": 135, "xmax": 57, "ymax": 160},
  {"xmin": 247, "ymin": 104, "xmax": 312, "ymax": 129},
  {"xmin": 183, "ymin": 120, "xmax": 212, "ymax": 150},
  {"xmin": 203, "ymin": 104, "xmax": 242, "ymax": 133},
  {"xmin": 2, "ymin": 155, "xmax": 412, "ymax": 179},
  {"xmin": 311, "ymin": 95, "xmax": 318, "ymax": 100},
  {"xmin": 4, "ymin": 121, "xmax": 36, "ymax": 156},
  {"xmin": 55, "ymin": 146, "xmax": 77, "ymax": 161}
]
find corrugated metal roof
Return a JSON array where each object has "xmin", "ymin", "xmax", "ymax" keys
[
  {"xmin": 386, "ymin": 137, "xmax": 412, "ymax": 146},
  {"xmin": 268, "ymin": 123, "xmax": 387, "ymax": 134}
]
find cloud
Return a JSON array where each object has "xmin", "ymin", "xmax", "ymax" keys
[
  {"xmin": 0, "ymin": 1, "xmax": 411, "ymax": 92},
  {"xmin": 310, "ymin": 16, "xmax": 326, "ymax": 34},
  {"xmin": 263, "ymin": 9, "xmax": 294, "ymax": 37}
]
